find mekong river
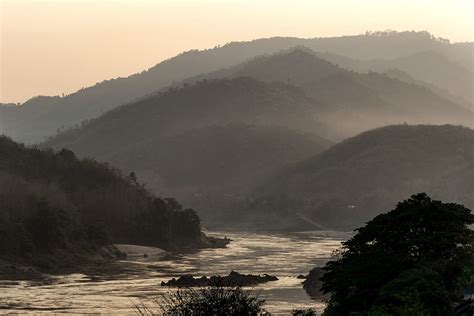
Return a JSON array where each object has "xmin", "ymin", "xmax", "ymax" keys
[{"xmin": 0, "ymin": 231, "xmax": 348, "ymax": 315}]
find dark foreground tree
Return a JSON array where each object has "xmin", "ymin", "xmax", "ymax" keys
[
  {"xmin": 320, "ymin": 193, "xmax": 474, "ymax": 315},
  {"xmin": 135, "ymin": 286, "xmax": 267, "ymax": 315}
]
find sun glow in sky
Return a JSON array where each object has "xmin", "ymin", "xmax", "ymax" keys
[{"xmin": 1, "ymin": 0, "xmax": 473, "ymax": 103}]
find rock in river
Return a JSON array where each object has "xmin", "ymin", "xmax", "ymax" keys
[{"xmin": 161, "ymin": 271, "xmax": 278, "ymax": 287}]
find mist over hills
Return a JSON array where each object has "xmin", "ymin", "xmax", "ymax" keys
[
  {"xmin": 1, "ymin": 31, "xmax": 472, "ymax": 143},
  {"xmin": 193, "ymin": 48, "xmax": 472, "ymax": 137},
  {"xmin": 2, "ymin": 2, "xmax": 474, "ymax": 309},
  {"xmin": 48, "ymin": 48, "xmax": 473, "ymax": 154},
  {"xmin": 250, "ymin": 124, "xmax": 474, "ymax": 230},
  {"xmin": 46, "ymin": 77, "xmax": 324, "ymax": 155},
  {"xmin": 107, "ymin": 124, "xmax": 332, "ymax": 206},
  {"xmin": 42, "ymin": 43, "xmax": 474, "ymax": 229},
  {"xmin": 3, "ymin": 30, "xmax": 473, "ymax": 232},
  {"xmin": 316, "ymin": 49, "xmax": 474, "ymax": 106},
  {"xmin": 44, "ymin": 78, "xmax": 332, "ymax": 215}
]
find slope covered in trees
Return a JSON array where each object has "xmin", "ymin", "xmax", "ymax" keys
[
  {"xmin": 46, "ymin": 77, "xmax": 331, "ymax": 220},
  {"xmin": 47, "ymin": 48, "xmax": 472, "ymax": 154},
  {"xmin": 46, "ymin": 77, "xmax": 324, "ymax": 155},
  {"xmin": 45, "ymin": 83, "xmax": 331, "ymax": 221},
  {"xmin": 253, "ymin": 125, "xmax": 474, "ymax": 230},
  {"xmin": 1, "ymin": 31, "xmax": 471, "ymax": 143},
  {"xmin": 105, "ymin": 124, "xmax": 332, "ymax": 221},
  {"xmin": 43, "ymin": 78, "xmax": 335, "ymax": 223},
  {"xmin": 196, "ymin": 48, "xmax": 472, "ymax": 138},
  {"xmin": 43, "ymin": 63, "xmax": 472, "ymax": 229},
  {"xmin": 0, "ymin": 136, "xmax": 221, "ymax": 270}
]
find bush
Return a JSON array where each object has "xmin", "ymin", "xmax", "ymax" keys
[
  {"xmin": 135, "ymin": 286, "xmax": 267, "ymax": 315},
  {"xmin": 292, "ymin": 308, "xmax": 317, "ymax": 315}
]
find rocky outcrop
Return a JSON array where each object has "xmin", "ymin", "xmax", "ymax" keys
[
  {"xmin": 302, "ymin": 267, "xmax": 325, "ymax": 298},
  {"xmin": 161, "ymin": 271, "xmax": 278, "ymax": 287},
  {"xmin": 201, "ymin": 235, "xmax": 231, "ymax": 248}
]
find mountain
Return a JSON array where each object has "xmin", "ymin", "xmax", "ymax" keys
[
  {"xmin": 193, "ymin": 48, "xmax": 473, "ymax": 138},
  {"xmin": 377, "ymin": 51, "xmax": 473, "ymax": 105},
  {"xmin": 44, "ymin": 78, "xmax": 332, "ymax": 219},
  {"xmin": 0, "ymin": 136, "xmax": 224, "ymax": 269},
  {"xmin": 43, "ymin": 50, "xmax": 473, "ymax": 227},
  {"xmin": 105, "ymin": 124, "xmax": 332, "ymax": 221},
  {"xmin": 108, "ymin": 124, "xmax": 331, "ymax": 191},
  {"xmin": 2, "ymin": 31, "xmax": 472, "ymax": 143},
  {"xmin": 252, "ymin": 125, "xmax": 474, "ymax": 230},
  {"xmin": 316, "ymin": 50, "xmax": 474, "ymax": 106},
  {"xmin": 381, "ymin": 68, "xmax": 466, "ymax": 104},
  {"xmin": 45, "ymin": 77, "xmax": 326, "ymax": 155}
]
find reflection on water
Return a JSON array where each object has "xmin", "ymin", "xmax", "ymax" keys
[{"xmin": 0, "ymin": 231, "xmax": 346, "ymax": 315}]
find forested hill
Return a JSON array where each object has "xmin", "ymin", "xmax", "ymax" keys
[
  {"xmin": 45, "ymin": 77, "xmax": 324, "ymax": 156},
  {"xmin": 194, "ymin": 48, "xmax": 473, "ymax": 138},
  {"xmin": 104, "ymin": 124, "xmax": 332, "ymax": 221},
  {"xmin": 107, "ymin": 124, "xmax": 331, "ymax": 191},
  {"xmin": 0, "ymin": 136, "xmax": 219, "ymax": 269},
  {"xmin": 43, "ymin": 71, "xmax": 473, "ymax": 227},
  {"xmin": 43, "ymin": 76, "xmax": 331, "ymax": 221},
  {"xmin": 251, "ymin": 124, "xmax": 474, "ymax": 230},
  {"xmin": 1, "ymin": 31, "xmax": 471, "ymax": 143}
]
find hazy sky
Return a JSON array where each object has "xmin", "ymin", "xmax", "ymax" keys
[{"xmin": 1, "ymin": 0, "xmax": 473, "ymax": 103}]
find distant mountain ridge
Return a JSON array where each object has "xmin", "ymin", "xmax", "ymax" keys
[
  {"xmin": 187, "ymin": 48, "xmax": 472, "ymax": 137},
  {"xmin": 46, "ymin": 77, "xmax": 324, "ymax": 156},
  {"xmin": 2, "ymin": 31, "xmax": 472, "ymax": 143},
  {"xmin": 43, "ymin": 45, "xmax": 473, "ymax": 228},
  {"xmin": 315, "ymin": 49, "xmax": 474, "ymax": 106}
]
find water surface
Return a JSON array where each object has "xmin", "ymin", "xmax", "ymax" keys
[{"xmin": 0, "ymin": 231, "xmax": 346, "ymax": 314}]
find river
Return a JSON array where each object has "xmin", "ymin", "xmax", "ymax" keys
[{"xmin": 0, "ymin": 231, "xmax": 348, "ymax": 314}]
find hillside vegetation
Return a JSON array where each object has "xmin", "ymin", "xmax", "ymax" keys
[
  {"xmin": 0, "ymin": 136, "xmax": 219, "ymax": 270},
  {"xmin": 46, "ymin": 77, "xmax": 323, "ymax": 155},
  {"xmin": 252, "ymin": 125, "xmax": 474, "ymax": 229},
  {"xmin": 196, "ymin": 48, "xmax": 472, "ymax": 137},
  {"xmin": 106, "ymin": 124, "xmax": 331, "ymax": 221}
]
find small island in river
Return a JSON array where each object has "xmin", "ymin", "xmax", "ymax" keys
[{"xmin": 161, "ymin": 271, "xmax": 278, "ymax": 287}]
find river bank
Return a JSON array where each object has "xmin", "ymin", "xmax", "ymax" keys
[{"xmin": 0, "ymin": 232, "xmax": 230, "ymax": 281}]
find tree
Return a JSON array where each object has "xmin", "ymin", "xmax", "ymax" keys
[
  {"xmin": 135, "ymin": 286, "xmax": 267, "ymax": 315},
  {"xmin": 28, "ymin": 199, "xmax": 71, "ymax": 251},
  {"xmin": 0, "ymin": 135, "xmax": 212, "ymax": 266},
  {"xmin": 369, "ymin": 267, "xmax": 453, "ymax": 315},
  {"xmin": 320, "ymin": 193, "xmax": 474, "ymax": 315}
]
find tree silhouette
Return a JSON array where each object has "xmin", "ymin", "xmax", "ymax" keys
[{"xmin": 321, "ymin": 193, "xmax": 474, "ymax": 315}]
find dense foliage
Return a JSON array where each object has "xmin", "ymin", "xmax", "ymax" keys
[
  {"xmin": 0, "ymin": 136, "xmax": 207, "ymax": 267},
  {"xmin": 257, "ymin": 124, "xmax": 474, "ymax": 230},
  {"xmin": 135, "ymin": 286, "xmax": 267, "ymax": 316},
  {"xmin": 320, "ymin": 193, "xmax": 474, "ymax": 315}
]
